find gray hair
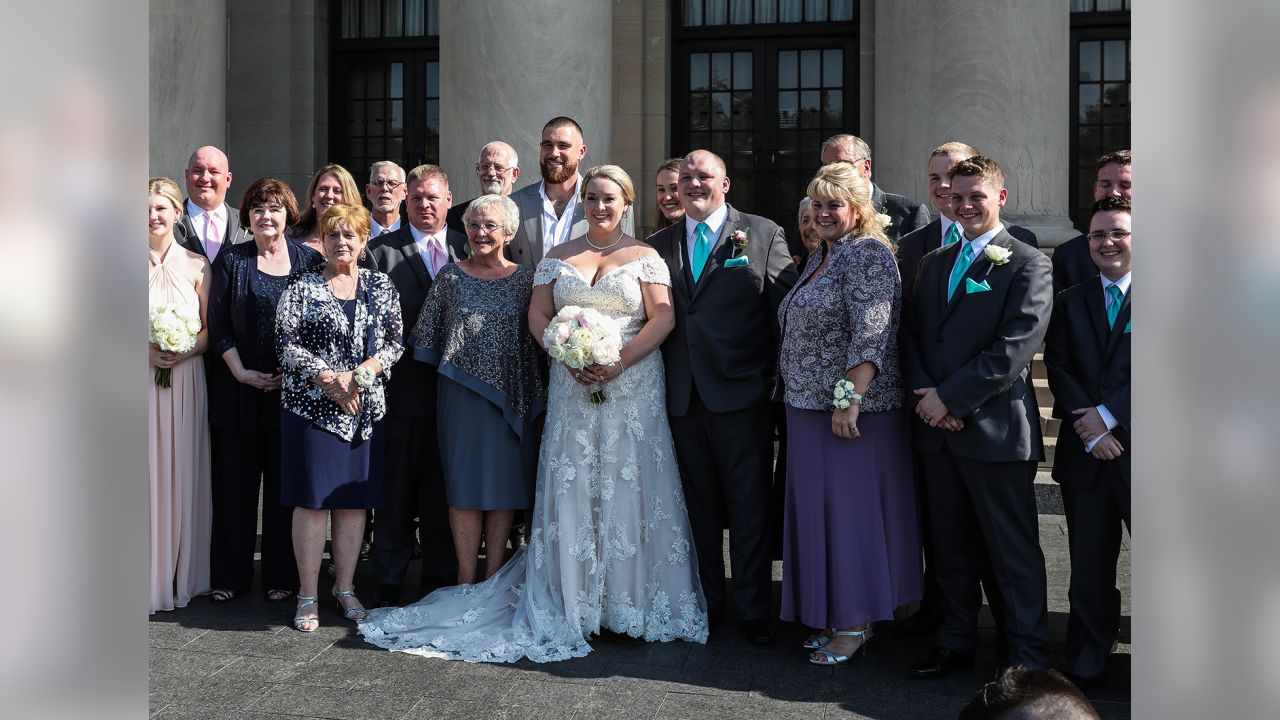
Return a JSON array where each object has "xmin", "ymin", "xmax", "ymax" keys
[
  {"xmin": 797, "ymin": 195, "xmax": 812, "ymax": 226},
  {"xmin": 462, "ymin": 194, "xmax": 520, "ymax": 236},
  {"xmin": 368, "ymin": 160, "xmax": 405, "ymax": 183},
  {"xmin": 821, "ymin": 134, "xmax": 870, "ymax": 162},
  {"xmin": 479, "ymin": 141, "xmax": 519, "ymax": 170}
]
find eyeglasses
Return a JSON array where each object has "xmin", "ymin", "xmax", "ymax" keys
[
  {"xmin": 1086, "ymin": 229, "xmax": 1131, "ymax": 242},
  {"xmin": 475, "ymin": 163, "xmax": 511, "ymax": 175},
  {"xmin": 369, "ymin": 179, "xmax": 403, "ymax": 190},
  {"xmin": 467, "ymin": 221, "xmax": 504, "ymax": 235}
]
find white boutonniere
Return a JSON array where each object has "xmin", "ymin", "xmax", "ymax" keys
[
  {"xmin": 983, "ymin": 245, "xmax": 1012, "ymax": 265},
  {"xmin": 731, "ymin": 229, "xmax": 749, "ymax": 256},
  {"xmin": 875, "ymin": 213, "xmax": 892, "ymax": 231}
]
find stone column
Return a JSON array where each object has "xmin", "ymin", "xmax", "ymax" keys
[
  {"xmin": 149, "ymin": 0, "xmax": 227, "ymax": 180},
  {"xmin": 440, "ymin": 0, "xmax": 613, "ymax": 202},
  {"xmin": 611, "ymin": 0, "xmax": 671, "ymax": 238},
  {"xmin": 872, "ymin": 0, "xmax": 1075, "ymax": 247}
]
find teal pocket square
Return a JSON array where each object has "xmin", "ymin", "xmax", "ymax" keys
[
  {"xmin": 1124, "ymin": 319, "xmax": 1131, "ymax": 334},
  {"xmin": 724, "ymin": 257, "xmax": 749, "ymax": 268},
  {"xmin": 965, "ymin": 278, "xmax": 991, "ymax": 294}
]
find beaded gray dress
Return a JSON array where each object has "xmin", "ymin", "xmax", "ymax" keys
[{"xmin": 358, "ymin": 255, "xmax": 708, "ymax": 662}]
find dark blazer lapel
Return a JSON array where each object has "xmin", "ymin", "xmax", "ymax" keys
[
  {"xmin": 690, "ymin": 206, "xmax": 736, "ymax": 305},
  {"xmin": 1103, "ymin": 287, "xmax": 1131, "ymax": 362},
  {"xmin": 398, "ymin": 234, "xmax": 432, "ymax": 292},
  {"xmin": 666, "ymin": 224, "xmax": 693, "ymax": 305},
  {"xmin": 926, "ymin": 220, "xmax": 943, "ymax": 252},
  {"xmin": 939, "ymin": 241, "xmax": 992, "ymax": 325},
  {"xmin": 1084, "ymin": 278, "xmax": 1111, "ymax": 353},
  {"xmin": 446, "ymin": 229, "xmax": 469, "ymax": 261}
]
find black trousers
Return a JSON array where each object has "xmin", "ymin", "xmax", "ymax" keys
[
  {"xmin": 1062, "ymin": 462, "xmax": 1130, "ymax": 679},
  {"xmin": 372, "ymin": 414, "xmax": 456, "ymax": 587},
  {"xmin": 209, "ymin": 427, "xmax": 297, "ymax": 594},
  {"xmin": 670, "ymin": 388, "xmax": 774, "ymax": 621},
  {"xmin": 920, "ymin": 450, "xmax": 1049, "ymax": 668}
]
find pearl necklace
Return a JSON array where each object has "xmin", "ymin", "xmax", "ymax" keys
[{"xmin": 585, "ymin": 232, "xmax": 624, "ymax": 251}]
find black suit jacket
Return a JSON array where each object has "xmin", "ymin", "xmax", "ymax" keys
[
  {"xmin": 1051, "ymin": 233, "xmax": 1098, "ymax": 295},
  {"xmin": 445, "ymin": 198, "xmax": 474, "ymax": 235},
  {"xmin": 897, "ymin": 219, "xmax": 1039, "ymax": 311},
  {"xmin": 649, "ymin": 205, "xmax": 798, "ymax": 416},
  {"xmin": 903, "ymin": 228, "xmax": 1053, "ymax": 462},
  {"xmin": 1044, "ymin": 278, "xmax": 1131, "ymax": 488},
  {"xmin": 174, "ymin": 199, "xmax": 250, "ymax": 258},
  {"xmin": 364, "ymin": 226, "xmax": 468, "ymax": 418},
  {"xmin": 873, "ymin": 183, "xmax": 930, "ymax": 246}
]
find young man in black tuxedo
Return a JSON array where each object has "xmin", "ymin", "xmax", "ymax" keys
[
  {"xmin": 903, "ymin": 156, "xmax": 1054, "ymax": 677},
  {"xmin": 1052, "ymin": 150, "xmax": 1131, "ymax": 294},
  {"xmin": 1044, "ymin": 196, "xmax": 1132, "ymax": 689}
]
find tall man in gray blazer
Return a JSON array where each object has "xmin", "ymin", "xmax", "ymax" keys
[
  {"xmin": 505, "ymin": 117, "xmax": 634, "ymax": 268},
  {"xmin": 821, "ymin": 134, "xmax": 930, "ymax": 245},
  {"xmin": 364, "ymin": 164, "xmax": 468, "ymax": 606},
  {"xmin": 650, "ymin": 150, "xmax": 798, "ymax": 644},
  {"xmin": 176, "ymin": 145, "xmax": 250, "ymax": 260},
  {"xmin": 903, "ymin": 156, "xmax": 1053, "ymax": 677}
]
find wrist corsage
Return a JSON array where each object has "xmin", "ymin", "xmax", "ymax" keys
[
  {"xmin": 353, "ymin": 365, "xmax": 377, "ymax": 389},
  {"xmin": 833, "ymin": 379, "xmax": 863, "ymax": 410}
]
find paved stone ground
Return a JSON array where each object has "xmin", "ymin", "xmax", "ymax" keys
[{"xmin": 149, "ymin": 514, "xmax": 1130, "ymax": 719}]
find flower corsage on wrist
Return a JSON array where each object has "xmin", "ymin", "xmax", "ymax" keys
[
  {"xmin": 832, "ymin": 379, "xmax": 863, "ymax": 411},
  {"xmin": 353, "ymin": 365, "xmax": 377, "ymax": 390}
]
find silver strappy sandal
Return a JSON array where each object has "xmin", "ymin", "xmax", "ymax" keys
[
  {"xmin": 331, "ymin": 587, "xmax": 367, "ymax": 622},
  {"xmin": 808, "ymin": 626, "xmax": 873, "ymax": 666}
]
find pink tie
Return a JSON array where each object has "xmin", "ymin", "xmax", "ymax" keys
[
  {"xmin": 204, "ymin": 213, "xmax": 223, "ymax": 261},
  {"xmin": 430, "ymin": 239, "xmax": 447, "ymax": 277}
]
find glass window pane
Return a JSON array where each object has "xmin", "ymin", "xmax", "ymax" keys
[
  {"xmin": 733, "ymin": 130, "xmax": 753, "ymax": 153},
  {"xmin": 367, "ymin": 66, "xmax": 386, "ymax": 99},
  {"xmin": 800, "ymin": 129, "xmax": 821, "ymax": 159},
  {"xmin": 779, "ymin": 0, "xmax": 803, "ymax": 23},
  {"xmin": 368, "ymin": 100, "xmax": 386, "ymax": 135},
  {"xmin": 710, "ymin": 131, "xmax": 732, "ymax": 158},
  {"xmin": 706, "ymin": 0, "xmax": 728, "ymax": 25},
  {"xmin": 426, "ymin": 61, "xmax": 439, "ymax": 98},
  {"xmin": 1079, "ymin": 41, "xmax": 1100, "ymax": 81},
  {"xmin": 405, "ymin": 0, "xmax": 424, "ymax": 35},
  {"xmin": 684, "ymin": 0, "xmax": 704, "ymax": 26},
  {"xmin": 341, "ymin": 0, "xmax": 359, "ymax": 39},
  {"xmin": 711, "ymin": 52, "xmax": 731, "ymax": 90},
  {"xmin": 1102, "ymin": 83, "xmax": 1128, "ymax": 124},
  {"xmin": 822, "ymin": 89, "xmax": 843, "ymax": 128},
  {"xmin": 1079, "ymin": 84, "xmax": 1101, "ymax": 124},
  {"xmin": 690, "ymin": 132, "xmax": 710, "ymax": 151},
  {"xmin": 1102, "ymin": 124, "xmax": 1128, "ymax": 151},
  {"xmin": 1103, "ymin": 40, "xmax": 1127, "ymax": 81},
  {"xmin": 778, "ymin": 51, "xmax": 798, "ymax": 89},
  {"xmin": 1097, "ymin": 0, "xmax": 1124, "ymax": 10},
  {"xmin": 805, "ymin": 0, "xmax": 826, "ymax": 22},
  {"xmin": 347, "ymin": 101, "xmax": 365, "ymax": 135},
  {"xmin": 348, "ymin": 71, "xmax": 365, "ymax": 100},
  {"xmin": 362, "ymin": 0, "xmax": 380, "ymax": 38},
  {"xmin": 367, "ymin": 137, "xmax": 385, "ymax": 160},
  {"xmin": 831, "ymin": 0, "xmax": 853, "ymax": 21},
  {"xmin": 799, "ymin": 89, "xmax": 820, "ymax": 128},
  {"xmin": 390, "ymin": 62, "xmax": 403, "ymax": 98},
  {"xmin": 732, "ymin": 91, "xmax": 754, "ymax": 129},
  {"xmin": 733, "ymin": 52, "xmax": 752, "ymax": 89},
  {"xmin": 778, "ymin": 90, "xmax": 798, "ymax": 129},
  {"xmin": 691, "ymin": 54, "xmax": 710, "ymax": 91},
  {"xmin": 732, "ymin": 173, "xmax": 753, "ymax": 212},
  {"xmin": 711, "ymin": 92, "xmax": 732, "ymax": 130},
  {"xmin": 384, "ymin": 0, "xmax": 403, "ymax": 37},
  {"xmin": 1078, "ymin": 125, "xmax": 1101, "ymax": 154},
  {"xmin": 754, "ymin": 0, "xmax": 776, "ymax": 23},
  {"xmin": 427, "ymin": 0, "xmax": 439, "ymax": 35},
  {"xmin": 1070, "ymin": 0, "xmax": 1094, "ymax": 11},
  {"xmin": 349, "ymin": 138, "xmax": 365, "ymax": 162},
  {"xmin": 800, "ymin": 49, "xmax": 820, "ymax": 87},
  {"xmin": 729, "ymin": 0, "xmax": 752, "ymax": 23},
  {"xmin": 822, "ymin": 49, "xmax": 843, "ymax": 87},
  {"xmin": 387, "ymin": 137, "xmax": 404, "ymax": 166},
  {"xmin": 389, "ymin": 99, "xmax": 404, "ymax": 133},
  {"xmin": 690, "ymin": 94, "xmax": 711, "ymax": 131},
  {"xmin": 427, "ymin": 99, "xmax": 440, "ymax": 134}
]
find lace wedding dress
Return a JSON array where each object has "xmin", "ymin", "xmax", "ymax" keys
[{"xmin": 358, "ymin": 255, "xmax": 708, "ymax": 662}]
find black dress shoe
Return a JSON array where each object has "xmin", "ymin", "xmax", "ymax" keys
[
  {"xmin": 907, "ymin": 646, "xmax": 975, "ymax": 679},
  {"xmin": 742, "ymin": 618, "xmax": 775, "ymax": 645},
  {"xmin": 376, "ymin": 584, "xmax": 400, "ymax": 608}
]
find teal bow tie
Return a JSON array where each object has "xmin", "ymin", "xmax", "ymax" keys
[
  {"xmin": 691, "ymin": 222, "xmax": 711, "ymax": 281},
  {"xmin": 947, "ymin": 242, "xmax": 974, "ymax": 301}
]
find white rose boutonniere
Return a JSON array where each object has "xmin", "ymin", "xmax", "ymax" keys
[
  {"xmin": 876, "ymin": 213, "xmax": 892, "ymax": 231},
  {"xmin": 983, "ymin": 245, "xmax": 1012, "ymax": 265}
]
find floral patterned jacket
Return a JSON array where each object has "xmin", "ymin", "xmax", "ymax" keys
[{"xmin": 275, "ymin": 269, "xmax": 404, "ymax": 441}]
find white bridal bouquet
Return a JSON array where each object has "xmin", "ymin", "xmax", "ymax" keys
[
  {"xmin": 148, "ymin": 303, "xmax": 200, "ymax": 388},
  {"xmin": 542, "ymin": 305, "xmax": 623, "ymax": 404}
]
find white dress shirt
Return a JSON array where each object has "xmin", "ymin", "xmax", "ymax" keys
[
  {"xmin": 409, "ymin": 223, "xmax": 450, "ymax": 279},
  {"xmin": 1084, "ymin": 271, "xmax": 1131, "ymax": 452},
  {"xmin": 186, "ymin": 200, "xmax": 228, "ymax": 251},
  {"xmin": 370, "ymin": 216, "xmax": 401, "ymax": 238},
  {"xmin": 539, "ymin": 175, "xmax": 582, "ymax": 258},
  {"xmin": 683, "ymin": 204, "xmax": 730, "ymax": 268}
]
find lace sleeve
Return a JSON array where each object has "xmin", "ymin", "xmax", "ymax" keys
[
  {"xmin": 634, "ymin": 255, "xmax": 671, "ymax": 287},
  {"xmin": 533, "ymin": 258, "xmax": 563, "ymax": 287}
]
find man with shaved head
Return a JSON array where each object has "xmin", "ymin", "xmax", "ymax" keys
[
  {"xmin": 175, "ymin": 145, "xmax": 249, "ymax": 260},
  {"xmin": 649, "ymin": 149, "xmax": 798, "ymax": 645},
  {"xmin": 446, "ymin": 140, "xmax": 521, "ymax": 234}
]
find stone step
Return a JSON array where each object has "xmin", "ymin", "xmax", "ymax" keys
[
  {"xmin": 1035, "ymin": 468, "xmax": 1062, "ymax": 514},
  {"xmin": 1031, "ymin": 352, "xmax": 1047, "ymax": 381},
  {"xmin": 1033, "ymin": 377, "xmax": 1053, "ymax": 408}
]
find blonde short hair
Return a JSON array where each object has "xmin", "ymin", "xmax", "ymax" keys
[
  {"xmin": 320, "ymin": 203, "xmax": 372, "ymax": 243},
  {"xmin": 148, "ymin": 177, "xmax": 183, "ymax": 215},
  {"xmin": 806, "ymin": 162, "xmax": 891, "ymax": 250}
]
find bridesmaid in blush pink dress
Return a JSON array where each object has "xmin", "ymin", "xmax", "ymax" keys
[{"xmin": 148, "ymin": 177, "xmax": 213, "ymax": 614}]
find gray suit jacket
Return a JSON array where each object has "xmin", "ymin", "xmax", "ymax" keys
[
  {"xmin": 175, "ymin": 199, "xmax": 250, "ymax": 259},
  {"xmin": 505, "ymin": 180, "xmax": 636, "ymax": 268},
  {"xmin": 872, "ymin": 183, "xmax": 930, "ymax": 246},
  {"xmin": 650, "ymin": 205, "xmax": 798, "ymax": 416}
]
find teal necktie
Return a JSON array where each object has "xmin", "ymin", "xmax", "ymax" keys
[
  {"xmin": 691, "ymin": 222, "xmax": 711, "ymax": 282},
  {"xmin": 943, "ymin": 222, "xmax": 961, "ymax": 246},
  {"xmin": 946, "ymin": 242, "xmax": 974, "ymax": 301},
  {"xmin": 1106, "ymin": 284, "xmax": 1123, "ymax": 328}
]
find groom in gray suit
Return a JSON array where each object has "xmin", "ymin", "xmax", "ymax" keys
[
  {"xmin": 506, "ymin": 117, "xmax": 634, "ymax": 268},
  {"xmin": 650, "ymin": 150, "xmax": 797, "ymax": 644},
  {"xmin": 175, "ymin": 145, "xmax": 249, "ymax": 260}
]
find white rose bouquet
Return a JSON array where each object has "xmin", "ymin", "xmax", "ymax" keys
[
  {"xmin": 542, "ymin": 305, "xmax": 623, "ymax": 404},
  {"xmin": 148, "ymin": 303, "xmax": 201, "ymax": 388}
]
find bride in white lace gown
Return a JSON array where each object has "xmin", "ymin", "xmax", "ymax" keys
[{"xmin": 358, "ymin": 166, "xmax": 708, "ymax": 662}]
